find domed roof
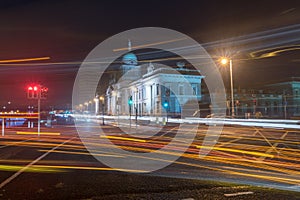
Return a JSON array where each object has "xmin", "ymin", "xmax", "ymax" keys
[{"xmin": 122, "ymin": 53, "xmax": 138, "ymax": 65}]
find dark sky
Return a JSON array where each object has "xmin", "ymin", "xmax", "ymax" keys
[{"xmin": 0, "ymin": 0, "xmax": 299, "ymax": 109}]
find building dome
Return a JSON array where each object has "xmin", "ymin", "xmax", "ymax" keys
[{"xmin": 122, "ymin": 53, "xmax": 138, "ymax": 65}]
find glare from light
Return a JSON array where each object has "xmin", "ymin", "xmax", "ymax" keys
[{"xmin": 220, "ymin": 57, "xmax": 228, "ymax": 65}]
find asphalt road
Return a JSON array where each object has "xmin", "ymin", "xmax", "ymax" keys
[{"xmin": 0, "ymin": 121, "xmax": 299, "ymax": 199}]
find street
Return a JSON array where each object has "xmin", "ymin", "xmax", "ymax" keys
[{"xmin": 0, "ymin": 121, "xmax": 299, "ymax": 199}]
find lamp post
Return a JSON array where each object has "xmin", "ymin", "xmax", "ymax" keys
[
  {"xmin": 79, "ymin": 104, "xmax": 83, "ymax": 113},
  {"xmin": 99, "ymin": 96, "xmax": 105, "ymax": 125},
  {"xmin": 134, "ymin": 88, "xmax": 138, "ymax": 125},
  {"xmin": 94, "ymin": 96, "xmax": 99, "ymax": 115},
  {"xmin": 221, "ymin": 57, "xmax": 235, "ymax": 117},
  {"xmin": 84, "ymin": 102, "xmax": 89, "ymax": 113}
]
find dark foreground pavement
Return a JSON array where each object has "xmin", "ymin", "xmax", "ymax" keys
[{"xmin": 1, "ymin": 169, "xmax": 300, "ymax": 200}]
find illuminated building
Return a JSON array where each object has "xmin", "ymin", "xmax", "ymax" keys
[{"xmin": 106, "ymin": 42, "xmax": 204, "ymax": 117}]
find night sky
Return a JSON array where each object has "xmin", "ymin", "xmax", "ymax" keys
[{"xmin": 0, "ymin": 0, "xmax": 299, "ymax": 110}]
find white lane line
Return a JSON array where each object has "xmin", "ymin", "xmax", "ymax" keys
[
  {"xmin": 0, "ymin": 137, "xmax": 74, "ymax": 189},
  {"xmin": 224, "ymin": 191, "xmax": 254, "ymax": 197}
]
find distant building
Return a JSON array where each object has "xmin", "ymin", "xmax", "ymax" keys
[
  {"xmin": 263, "ymin": 77, "xmax": 300, "ymax": 117},
  {"xmin": 201, "ymin": 77, "xmax": 300, "ymax": 118}
]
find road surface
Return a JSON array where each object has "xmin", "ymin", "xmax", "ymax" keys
[{"xmin": 0, "ymin": 120, "xmax": 299, "ymax": 199}]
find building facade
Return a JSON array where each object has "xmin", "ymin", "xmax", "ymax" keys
[{"xmin": 106, "ymin": 50, "xmax": 204, "ymax": 117}]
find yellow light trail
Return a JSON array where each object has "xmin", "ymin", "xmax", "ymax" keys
[
  {"xmin": 1, "ymin": 124, "xmax": 299, "ymax": 187},
  {"xmin": 101, "ymin": 135, "xmax": 147, "ymax": 143},
  {"xmin": 0, "ymin": 56, "xmax": 50, "ymax": 63},
  {"xmin": 17, "ymin": 131, "xmax": 61, "ymax": 136},
  {"xmin": 249, "ymin": 45, "xmax": 300, "ymax": 59},
  {"xmin": 0, "ymin": 164, "xmax": 63, "ymax": 173},
  {"xmin": 31, "ymin": 164, "xmax": 147, "ymax": 173},
  {"xmin": 197, "ymin": 145, "xmax": 275, "ymax": 158},
  {"xmin": 38, "ymin": 149, "xmax": 125, "ymax": 158}
]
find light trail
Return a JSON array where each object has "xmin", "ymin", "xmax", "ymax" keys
[
  {"xmin": 101, "ymin": 135, "xmax": 146, "ymax": 143},
  {"xmin": 16, "ymin": 131, "xmax": 61, "ymax": 136},
  {"xmin": 0, "ymin": 123, "xmax": 299, "ymax": 190},
  {"xmin": 113, "ymin": 37, "xmax": 188, "ymax": 52},
  {"xmin": 0, "ymin": 137, "xmax": 74, "ymax": 189},
  {"xmin": 249, "ymin": 45, "xmax": 300, "ymax": 59},
  {"xmin": 0, "ymin": 56, "xmax": 50, "ymax": 63},
  {"xmin": 0, "ymin": 164, "xmax": 63, "ymax": 173}
]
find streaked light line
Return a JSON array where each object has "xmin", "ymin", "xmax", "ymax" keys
[
  {"xmin": 0, "ymin": 164, "xmax": 63, "ymax": 173},
  {"xmin": 0, "ymin": 56, "xmax": 50, "ymax": 63},
  {"xmin": 17, "ymin": 131, "xmax": 61, "ymax": 136},
  {"xmin": 249, "ymin": 45, "xmax": 300, "ymax": 59},
  {"xmin": 0, "ymin": 137, "xmax": 74, "ymax": 189},
  {"xmin": 197, "ymin": 146, "xmax": 275, "ymax": 158},
  {"xmin": 32, "ymin": 165, "xmax": 147, "ymax": 173},
  {"xmin": 101, "ymin": 135, "xmax": 146, "ymax": 143},
  {"xmin": 38, "ymin": 149, "xmax": 125, "ymax": 158},
  {"xmin": 113, "ymin": 37, "xmax": 187, "ymax": 52}
]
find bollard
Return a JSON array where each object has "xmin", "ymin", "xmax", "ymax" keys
[{"xmin": 162, "ymin": 117, "xmax": 166, "ymax": 125}]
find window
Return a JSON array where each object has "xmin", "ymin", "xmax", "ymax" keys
[
  {"xmin": 192, "ymin": 84, "xmax": 198, "ymax": 95},
  {"xmin": 274, "ymin": 102, "xmax": 278, "ymax": 113},
  {"xmin": 156, "ymin": 84, "xmax": 160, "ymax": 95},
  {"xmin": 165, "ymin": 83, "xmax": 171, "ymax": 97},
  {"xmin": 142, "ymin": 87, "xmax": 145, "ymax": 99},
  {"xmin": 179, "ymin": 85, "xmax": 184, "ymax": 95}
]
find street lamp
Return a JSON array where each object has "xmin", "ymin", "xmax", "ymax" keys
[
  {"xmin": 221, "ymin": 57, "xmax": 235, "ymax": 117},
  {"xmin": 99, "ymin": 96, "xmax": 105, "ymax": 125}
]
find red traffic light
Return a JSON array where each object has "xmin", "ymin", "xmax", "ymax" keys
[{"xmin": 27, "ymin": 84, "xmax": 40, "ymax": 99}]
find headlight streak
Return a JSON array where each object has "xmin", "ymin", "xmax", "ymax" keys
[{"xmin": 0, "ymin": 125, "xmax": 299, "ymax": 188}]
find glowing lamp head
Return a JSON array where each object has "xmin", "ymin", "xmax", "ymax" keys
[
  {"xmin": 163, "ymin": 101, "xmax": 169, "ymax": 108},
  {"xmin": 28, "ymin": 86, "xmax": 33, "ymax": 90},
  {"xmin": 220, "ymin": 57, "xmax": 228, "ymax": 65},
  {"xmin": 33, "ymin": 86, "xmax": 38, "ymax": 91}
]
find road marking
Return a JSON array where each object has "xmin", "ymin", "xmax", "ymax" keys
[
  {"xmin": 224, "ymin": 191, "xmax": 254, "ymax": 197},
  {"xmin": 0, "ymin": 137, "xmax": 74, "ymax": 189},
  {"xmin": 258, "ymin": 131, "xmax": 289, "ymax": 161},
  {"xmin": 253, "ymin": 128, "xmax": 280, "ymax": 154},
  {"xmin": 16, "ymin": 131, "xmax": 60, "ymax": 136}
]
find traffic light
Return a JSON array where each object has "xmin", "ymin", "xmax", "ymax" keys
[
  {"xmin": 40, "ymin": 87, "xmax": 48, "ymax": 99},
  {"xmin": 253, "ymin": 99, "xmax": 257, "ymax": 106},
  {"xmin": 27, "ymin": 85, "xmax": 48, "ymax": 99},
  {"xmin": 27, "ymin": 86, "xmax": 33, "ymax": 99},
  {"xmin": 128, "ymin": 96, "xmax": 133, "ymax": 105},
  {"xmin": 166, "ymin": 88, "xmax": 170, "ymax": 97},
  {"xmin": 163, "ymin": 100, "xmax": 169, "ymax": 108},
  {"xmin": 33, "ymin": 85, "xmax": 39, "ymax": 99},
  {"xmin": 27, "ymin": 85, "xmax": 40, "ymax": 99}
]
